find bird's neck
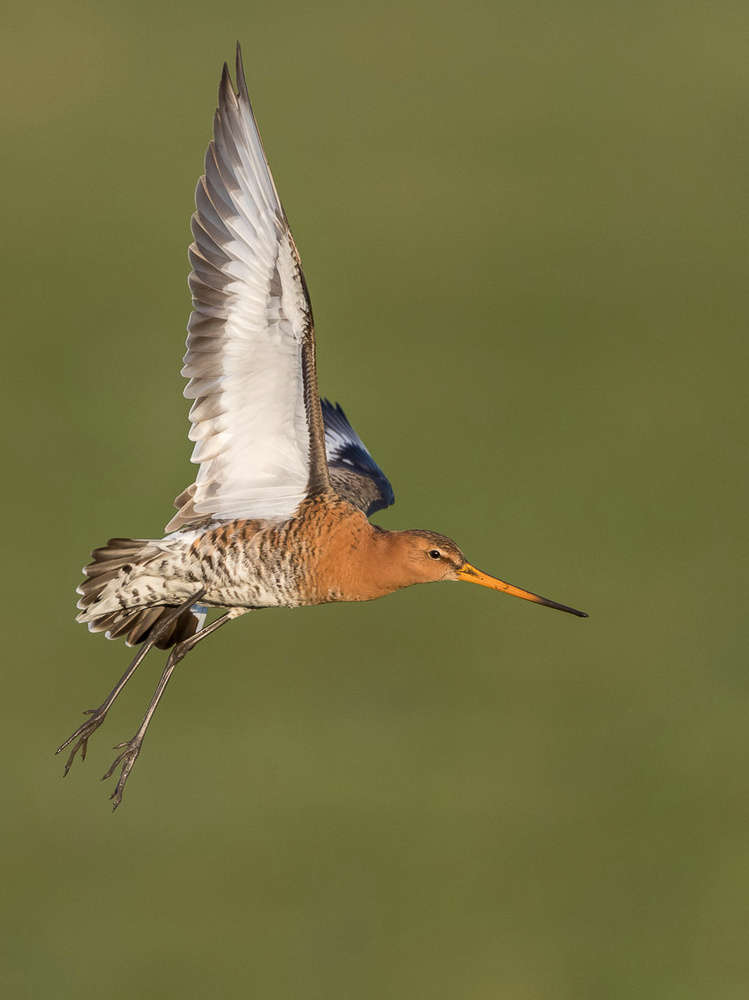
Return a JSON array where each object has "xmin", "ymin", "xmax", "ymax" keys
[{"xmin": 309, "ymin": 506, "xmax": 410, "ymax": 603}]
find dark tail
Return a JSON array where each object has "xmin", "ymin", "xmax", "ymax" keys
[{"xmin": 76, "ymin": 538, "xmax": 202, "ymax": 649}]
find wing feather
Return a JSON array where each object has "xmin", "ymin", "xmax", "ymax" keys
[
  {"xmin": 167, "ymin": 46, "xmax": 329, "ymax": 533},
  {"xmin": 322, "ymin": 400, "xmax": 395, "ymax": 516}
]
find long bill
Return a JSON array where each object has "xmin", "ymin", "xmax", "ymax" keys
[{"xmin": 457, "ymin": 563, "xmax": 588, "ymax": 618}]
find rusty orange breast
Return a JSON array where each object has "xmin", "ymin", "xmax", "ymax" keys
[{"xmin": 300, "ymin": 502, "xmax": 413, "ymax": 604}]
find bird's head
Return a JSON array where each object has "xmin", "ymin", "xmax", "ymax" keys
[{"xmin": 385, "ymin": 529, "xmax": 587, "ymax": 617}]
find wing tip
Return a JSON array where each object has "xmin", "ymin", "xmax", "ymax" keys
[
  {"xmin": 216, "ymin": 43, "xmax": 249, "ymax": 109},
  {"xmin": 218, "ymin": 60, "xmax": 236, "ymax": 110},
  {"xmin": 321, "ymin": 397, "xmax": 346, "ymax": 421},
  {"xmin": 235, "ymin": 41, "xmax": 250, "ymax": 103}
]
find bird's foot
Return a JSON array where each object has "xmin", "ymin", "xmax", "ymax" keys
[
  {"xmin": 102, "ymin": 737, "xmax": 144, "ymax": 811},
  {"xmin": 55, "ymin": 707, "xmax": 109, "ymax": 776}
]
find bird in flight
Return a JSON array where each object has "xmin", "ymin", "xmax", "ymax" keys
[{"xmin": 57, "ymin": 45, "xmax": 586, "ymax": 809}]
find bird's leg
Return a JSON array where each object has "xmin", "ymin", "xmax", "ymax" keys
[
  {"xmin": 56, "ymin": 589, "xmax": 206, "ymax": 775},
  {"xmin": 103, "ymin": 607, "xmax": 249, "ymax": 810}
]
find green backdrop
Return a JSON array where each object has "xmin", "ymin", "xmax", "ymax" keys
[{"xmin": 3, "ymin": 2, "xmax": 747, "ymax": 997}]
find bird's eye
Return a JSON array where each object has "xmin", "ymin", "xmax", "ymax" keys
[{"xmin": 428, "ymin": 549, "xmax": 441, "ymax": 560}]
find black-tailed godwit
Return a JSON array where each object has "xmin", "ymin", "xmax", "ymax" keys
[{"xmin": 58, "ymin": 46, "xmax": 586, "ymax": 809}]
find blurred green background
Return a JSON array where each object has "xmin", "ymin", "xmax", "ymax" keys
[{"xmin": 3, "ymin": 1, "xmax": 748, "ymax": 997}]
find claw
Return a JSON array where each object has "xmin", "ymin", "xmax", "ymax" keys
[
  {"xmin": 55, "ymin": 710, "xmax": 98, "ymax": 754},
  {"xmin": 102, "ymin": 740, "xmax": 142, "ymax": 810},
  {"xmin": 56, "ymin": 709, "xmax": 109, "ymax": 775}
]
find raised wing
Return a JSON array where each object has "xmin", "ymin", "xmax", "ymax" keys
[
  {"xmin": 322, "ymin": 400, "xmax": 395, "ymax": 516},
  {"xmin": 167, "ymin": 45, "xmax": 328, "ymax": 533}
]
